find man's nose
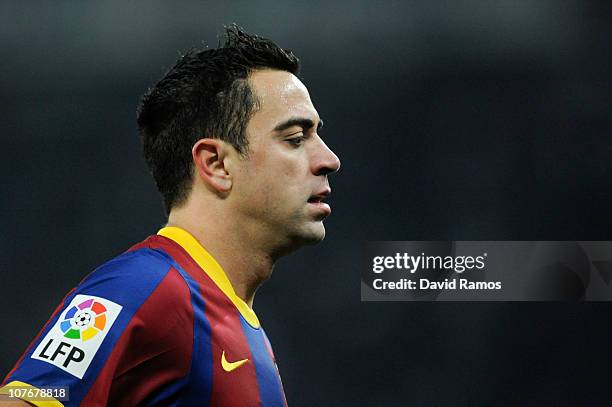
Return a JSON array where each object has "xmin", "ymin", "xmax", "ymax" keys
[{"xmin": 312, "ymin": 136, "xmax": 341, "ymax": 176}]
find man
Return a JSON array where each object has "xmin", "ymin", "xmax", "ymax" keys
[{"xmin": 1, "ymin": 25, "xmax": 340, "ymax": 406}]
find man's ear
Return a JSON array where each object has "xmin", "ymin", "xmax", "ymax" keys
[{"xmin": 192, "ymin": 138, "xmax": 233, "ymax": 193}]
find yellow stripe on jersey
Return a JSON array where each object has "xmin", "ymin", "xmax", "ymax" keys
[{"xmin": 157, "ymin": 226, "xmax": 261, "ymax": 328}]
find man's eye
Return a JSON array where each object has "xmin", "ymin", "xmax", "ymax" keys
[{"xmin": 286, "ymin": 135, "xmax": 306, "ymax": 147}]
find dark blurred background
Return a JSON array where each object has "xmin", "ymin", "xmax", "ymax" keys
[{"xmin": 2, "ymin": 1, "xmax": 611, "ymax": 405}]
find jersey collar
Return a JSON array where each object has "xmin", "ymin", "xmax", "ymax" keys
[{"xmin": 157, "ymin": 226, "xmax": 260, "ymax": 329}]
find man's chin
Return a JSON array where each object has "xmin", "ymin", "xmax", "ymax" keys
[
  {"xmin": 272, "ymin": 224, "xmax": 326, "ymax": 258},
  {"xmin": 288, "ymin": 222, "xmax": 326, "ymax": 246},
  {"xmin": 300, "ymin": 222, "xmax": 327, "ymax": 244}
]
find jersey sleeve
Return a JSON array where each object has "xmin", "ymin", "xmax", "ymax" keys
[{"xmin": 1, "ymin": 248, "xmax": 196, "ymax": 406}]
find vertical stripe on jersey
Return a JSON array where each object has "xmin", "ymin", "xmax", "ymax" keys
[
  {"xmin": 240, "ymin": 318, "xmax": 286, "ymax": 407},
  {"xmin": 168, "ymin": 258, "xmax": 213, "ymax": 406},
  {"xmin": 262, "ymin": 331, "xmax": 288, "ymax": 407},
  {"xmin": 207, "ymin": 307, "xmax": 260, "ymax": 406}
]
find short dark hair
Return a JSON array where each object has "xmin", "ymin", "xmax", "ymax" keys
[{"xmin": 137, "ymin": 25, "xmax": 300, "ymax": 213}]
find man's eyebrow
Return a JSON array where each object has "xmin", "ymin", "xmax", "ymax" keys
[{"xmin": 273, "ymin": 117, "xmax": 324, "ymax": 132}]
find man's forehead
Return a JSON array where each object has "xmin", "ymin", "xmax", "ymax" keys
[
  {"xmin": 249, "ymin": 69, "xmax": 307, "ymax": 98},
  {"xmin": 248, "ymin": 69, "xmax": 320, "ymax": 128}
]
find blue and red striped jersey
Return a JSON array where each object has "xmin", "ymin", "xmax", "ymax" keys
[{"xmin": 1, "ymin": 226, "xmax": 287, "ymax": 406}]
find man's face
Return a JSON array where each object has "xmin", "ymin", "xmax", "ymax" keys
[{"xmin": 230, "ymin": 69, "xmax": 340, "ymax": 251}]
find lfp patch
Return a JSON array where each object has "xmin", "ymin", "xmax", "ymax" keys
[{"xmin": 31, "ymin": 295, "xmax": 122, "ymax": 379}]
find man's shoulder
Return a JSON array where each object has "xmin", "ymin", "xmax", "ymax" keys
[
  {"xmin": 84, "ymin": 242, "xmax": 171, "ymax": 287},
  {"xmin": 73, "ymin": 236, "xmax": 190, "ymax": 313}
]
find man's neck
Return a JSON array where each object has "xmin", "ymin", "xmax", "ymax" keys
[{"xmin": 166, "ymin": 210, "xmax": 275, "ymax": 308}]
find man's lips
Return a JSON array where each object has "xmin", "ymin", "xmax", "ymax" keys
[{"xmin": 307, "ymin": 189, "xmax": 332, "ymax": 215}]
